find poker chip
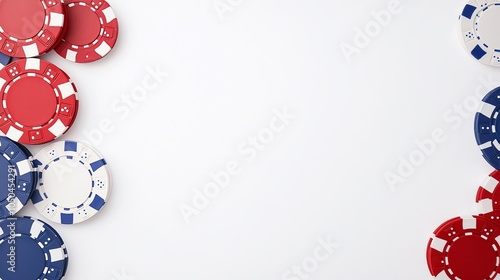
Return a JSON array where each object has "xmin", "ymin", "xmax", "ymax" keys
[
  {"xmin": 459, "ymin": 1, "xmax": 500, "ymax": 66},
  {"xmin": 12, "ymin": 139, "xmax": 38, "ymax": 195},
  {"xmin": 0, "ymin": 0, "xmax": 66, "ymax": 58},
  {"xmin": 426, "ymin": 216, "xmax": 500, "ymax": 279},
  {"xmin": 0, "ymin": 58, "xmax": 78, "ymax": 145},
  {"xmin": 32, "ymin": 140, "xmax": 111, "ymax": 224},
  {"xmin": 55, "ymin": 0, "xmax": 119, "ymax": 63},
  {"xmin": 476, "ymin": 170, "xmax": 500, "ymax": 222},
  {"xmin": 0, "ymin": 53, "xmax": 10, "ymax": 67},
  {"xmin": 0, "ymin": 136, "xmax": 36, "ymax": 218},
  {"xmin": 0, "ymin": 216, "xmax": 68, "ymax": 280},
  {"xmin": 474, "ymin": 86, "xmax": 500, "ymax": 169}
]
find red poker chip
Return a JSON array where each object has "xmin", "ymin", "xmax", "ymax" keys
[
  {"xmin": 0, "ymin": 58, "xmax": 78, "ymax": 144},
  {"xmin": 477, "ymin": 170, "xmax": 500, "ymax": 223},
  {"xmin": 426, "ymin": 216, "xmax": 500, "ymax": 280},
  {"xmin": 0, "ymin": 0, "xmax": 66, "ymax": 58},
  {"xmin": 55, "ymin": 0, "xmax": 119, "ymax": 63}
]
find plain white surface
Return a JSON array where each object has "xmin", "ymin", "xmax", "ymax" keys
[{"xmin": 12, "ymin": 0, "xmax": 500, "ymax": 279}]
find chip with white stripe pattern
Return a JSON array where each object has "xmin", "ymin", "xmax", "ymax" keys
[
  {"xmin": 426, "ymin": 216, "xmax": 500, "ymax": 279},
  {"xmin": 0, "ymin": 136, "xmax": 37, "ymax": 218},
  {"xmin": 0, "ymin": 216, "xmax": 68, "ymax": 279},
  {"xmin": 475, "ymin": 87, "xmax": 500, "ymax": 169},
  {"xmin": 54, "ymin": 0, "xmax": 119, "ymax": 63},
  {"xmin": 0, "ymin": 0, "xmax": 66, "ymax": 58},
  {"xmin": 0, "ymin": 58, "xmax": 78, "ymax": 145},
  {"xmin": 476, "ymin": 170, "xmax": 500, "ymax": 223}
]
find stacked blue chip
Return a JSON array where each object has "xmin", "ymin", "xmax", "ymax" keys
[
  {"xmin": 0, "ymin": 136, "xmax": 37, "ymax": 218},
  {"xmin": 475, "ymin": 87, "xmax": 500, "ymax": 170},
  {"xmin": 0, "ymin": 217, "xmax": 68, "ymax": 279}
]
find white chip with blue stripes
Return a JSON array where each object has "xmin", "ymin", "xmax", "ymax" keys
[
  {"xmin": 459, "ymin": 1, "xmax": 500, "ymax": 66},
  {"xmin": 31, "ymin": 141, "xmax": 111, "ymax": 224}
]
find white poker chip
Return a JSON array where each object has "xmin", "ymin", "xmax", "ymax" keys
[
  {"xmin": 459, "ymin": 1, "xmax": 500, "ymax": 66},
  {"xmin": 31, "ymin": 141, "xmax": 111, "ymax": 224}
]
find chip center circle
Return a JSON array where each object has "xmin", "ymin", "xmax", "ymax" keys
[
  {"xmin": 0, "ymin": 235, "xmax": 45, "ymax": 279},
  {"xmin": 448, "ymin": 235, "xmax": 498, "ymax": 278},
  {"xmin": 5, "ymin": 76, "xmax": 57, "ymax": 127},
  {"xmin": 43, "ymin": 158, "xmax": 92, "ymax": 208},
  {"xmin": 65, "ymin": 5, "xmax": 101, "ymax": 46},
  {"xmin": 0, "ymin": 0, "xmax": 45, "ymax": 40},
  {"xmin": 477, "ymin": 5, "xmax": 500, "ymax": 50}
]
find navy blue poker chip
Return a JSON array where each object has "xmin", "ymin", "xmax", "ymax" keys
[
  {"xmin": 0, "ymin": 216, "xmax": 68, "ymax": 280},
  {"xmin": 474, "ymin": 87, "xmax": 500, "ymax": 169},
  {"xmin": 0, "ymin": 136, "xmax": 36, "ymax": 218},
  {"xmin": 0, "ymin": 53, "xmax": 10, "ymax": 67}
]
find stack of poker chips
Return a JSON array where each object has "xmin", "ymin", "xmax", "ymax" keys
[
  {"xmin": 0, "ymin": 0, "xmax": 119, "ymax": 279},
  {"xmin": 425, "ymin": 1, "xmax": 500, "ymax": 279}
]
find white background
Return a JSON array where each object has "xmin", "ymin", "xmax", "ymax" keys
[{"xmin": 14, "ymin": 0, "xmax": 499, "ymax": 279}]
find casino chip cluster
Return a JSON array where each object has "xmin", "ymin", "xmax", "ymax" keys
[
  {"xmin": 0, "ymin": 0, "xmax": 119, "ymax": 279},
  {"xmin": 425, "ymin": 1, "xmax": 500, "ymax": 280}
]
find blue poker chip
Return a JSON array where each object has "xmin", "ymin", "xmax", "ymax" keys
[
  {"xmin": 0, "ymin": 53, "xmax": 10, "ymax": 67},
  {"xmin": 0, "ymin": 216, "xmax": 68, "ymax": 280},
  {"xmin": 474, "ymin": 87, "xmax": 500, "ymax": 169},
  {"xmin": 0, "ymin": 136, "xmax": 37, "ymax": 218}
]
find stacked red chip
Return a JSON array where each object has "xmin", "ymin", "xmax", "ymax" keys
[
  {"xmin": 427, "ymin": 216, "xmax": 500, "ymax": 279},
  {"xmin": 54, "ymin": 0, "xmax": 119, "ymax": 63},
  {"xmin": 0, "ymin": 0, "xmax": 119, "ymax": 145},
  {"xmin": 476, "ymin": 171, "xmax": 500, "ymax": 222},
  {"xmin": 425, "ymin": 174, "xmax": 500, "ymax": 280},
  {"xmin": 0, "ymin": 0, "xmax": 119, "ymax": 62},
  {"xmin": 0, "ymin": 0, "xmax": 66, "ymax": 58}
]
